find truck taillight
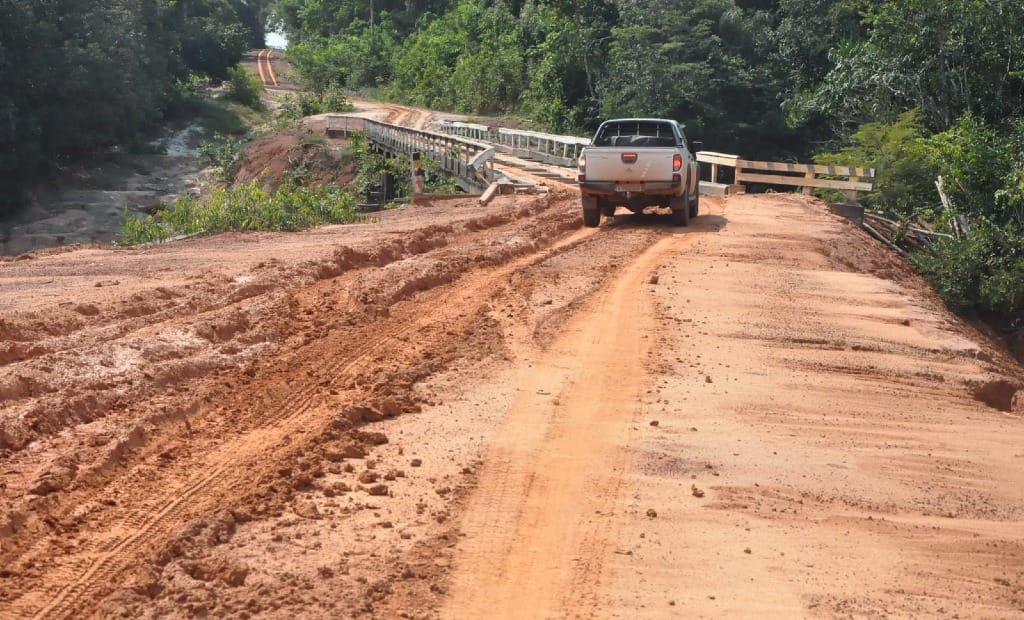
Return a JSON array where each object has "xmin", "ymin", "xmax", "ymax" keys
[
  {"xmin": 673, "ymin": 153, "xmax": 682, "ymax": 172},
  {"xmin": 578, "ymin": 153, "xmax": 586, "ymax": 182}
]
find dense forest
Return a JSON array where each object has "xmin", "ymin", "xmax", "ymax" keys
[
  {"xmin": 277, "ymin": 0, "xmax": 1023, "ymax": 327},
  {"xmin": 0, "ymin": 0, "xmax": 270, "ymax": 213}
]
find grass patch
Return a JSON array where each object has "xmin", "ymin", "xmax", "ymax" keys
[
  {"xmin": 194, "ymin": 100, "xmax": 260, "ymax": 136},
  {"xmin": 118, "ymin": 180, "xmax": 361, "ymax": 245}
]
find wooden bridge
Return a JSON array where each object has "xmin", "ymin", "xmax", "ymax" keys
[{"xmin": 326, "ymin": 115, "xmax": 496, "ymax": 193}]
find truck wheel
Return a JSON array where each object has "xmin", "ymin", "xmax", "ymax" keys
[
  {"xmin": 670, "ymin": 195, "xmax": 690, "ymax": 227},
  {"xmin": 689, "ymin": 193, "xmax": 700, "ymax": 219},
  {"xmin": 582, "ymin": 195, "xmax": 600, "ymax": 228}
]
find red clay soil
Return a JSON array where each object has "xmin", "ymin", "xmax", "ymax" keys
[
  {"xmin": 232, "ymin": 129, "xmax": 356, "ymax": 190},
  {"xmin": 1, "ymin": 102, "xmax": 1023, "ymax": 620}
]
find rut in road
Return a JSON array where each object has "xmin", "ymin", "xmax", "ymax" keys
[
  {"xmin": 2, "ymin": 217, "xmax": 596, "ymax": 620},
  {"xmin": 443, "ymin": 234, "xmax": 689, "ymax": 618}
]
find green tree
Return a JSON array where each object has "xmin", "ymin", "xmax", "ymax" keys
[
  {"xmin": 801, "ymin": 0, "xmax": 1024, "ymax": 134},
  {"xmin": 601, "ymin": 0, "xmax": 788, "ymax": 155},
  {"xmin": 1, "ymin": 0, "xmax": 265, "ymax": 214}
]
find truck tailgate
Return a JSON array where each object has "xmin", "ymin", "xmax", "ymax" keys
[{"xmin": 585, "ymin": 148, "xmax": 676, "ymax": 183}]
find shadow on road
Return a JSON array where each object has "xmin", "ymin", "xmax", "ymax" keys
[{"xmin": 600, "ymin": 210, "xmax": 728, "ymax": 233}]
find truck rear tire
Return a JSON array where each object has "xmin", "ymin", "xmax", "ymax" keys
[
  {"xmin": 582, "ymin": 195, "xmax": 600, "ymax": 228},
  {"xmin": 689, "ymin": 193, "xmax": 700, "ymax": 219},
  {"xmin": 670, "ymin": 194, "xmax": 690, "ymax": 227}
]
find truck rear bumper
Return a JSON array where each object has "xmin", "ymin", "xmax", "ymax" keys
[{"xmin": 579, "ymin": 181, "xmax": 681, "ymax": 196}]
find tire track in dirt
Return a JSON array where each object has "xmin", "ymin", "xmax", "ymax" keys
[
  {"xmin": 5, "ymin": 221, "xmax": 599, "ymax": 619},
  {"xmin": 442, "ymin": 232, "xmax": 693, "ymax": 618}
]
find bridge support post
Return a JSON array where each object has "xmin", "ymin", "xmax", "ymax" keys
[{"xmin": 412, "ymin": 152, "xmax": 425, "ymax": 199}]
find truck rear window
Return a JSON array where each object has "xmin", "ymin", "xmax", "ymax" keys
[{"xmin": 592, "ymin": 121, "xmax": 678, "ymax": 147}]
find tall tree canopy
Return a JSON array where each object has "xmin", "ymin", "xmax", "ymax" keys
[{"xmin": 0, "ymin": 0, "xmax": 268, "ymax": 212}]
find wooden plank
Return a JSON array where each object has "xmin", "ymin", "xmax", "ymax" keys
[
  {"xmin": 479, "ymin": 182, "xmax": 500, "ymax": 206},
  {"xmin": 737, "ymin": 160, "xmax": 875, "ymax": 178},
  {"xmin": 696, "ymin": 152, "xmax": 740, "ymax": 166},
  {"xmin": 736, "ymin": 171, "xmax": 873, "ymax": 192}
]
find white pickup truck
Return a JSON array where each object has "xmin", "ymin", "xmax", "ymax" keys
[{"xmin": 577, "ymin": 118, "xmax": 700, "ymax": 227}]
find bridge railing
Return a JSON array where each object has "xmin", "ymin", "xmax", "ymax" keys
[
  {"xmin": 326, "ymin": 116, "xmax": 495, "ymax": 192},
  {"xmin": 697, "ymin": 151, "xmax": 874, "ymax": 204},
  {"xmin": 441, "ymin": 122, "xmax": 590, "ymax": 168},
  {"xmin": 325, "ymin": 115, "xmax": 366, "ymax": 136}
]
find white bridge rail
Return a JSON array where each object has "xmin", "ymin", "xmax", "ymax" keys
[{"xmin": 442, "ymin": 121, "xmax": 590, "ymax": 168}]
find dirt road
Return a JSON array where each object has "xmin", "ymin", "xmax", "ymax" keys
[{"xmin": 1, "ymin": 103, "xmax": 1023, "ymax": 619}]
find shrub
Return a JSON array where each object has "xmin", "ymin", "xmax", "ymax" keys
[
  {"xmin": 815, "ymin": 110, "xmax": 936, "ymax": 217},
  {"xmin": 275, "ymin": 89, "xmax": 352, "ymax": 123},
  {"xmin": 117, "ymin": 180, "xmax": 361, "ymax": 245},
  {"xmin": 197, "ymin": 133, "xmax": 244, "ymax": 182},
  {"xmin": 914, "ymin": 219, "xmax": 1024, "ymax": 319},
  {"xmin": 225, "ymin": 64, "xmax": 264, "ymax": 110}
]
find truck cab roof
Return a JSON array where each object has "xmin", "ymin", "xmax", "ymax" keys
[{"xmin": 591, "ymin": 119, "xmax": 686, "ymax": 148}]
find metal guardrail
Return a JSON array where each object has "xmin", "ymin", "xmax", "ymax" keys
[{"xmin": 326, "ymin": 115, "xmax": 495, "ymax": 193}]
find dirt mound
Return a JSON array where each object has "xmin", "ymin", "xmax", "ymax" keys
[
  {"xmin": 972, "ymin": 377, "xmax": 1023, "ymax": 412},
  {"xmin": 233, "ymin": 129, "xmax": 356, "ymax": 190}
]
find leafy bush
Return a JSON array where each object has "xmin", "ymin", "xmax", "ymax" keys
[
  {"xmin": 914, "ymin": 219, "xmax": 1024, "ymax": 319},
  {"xmin": 118, "ymin": 180, "xmax": 361, "ymax": 245},
  {"xmin": 225, "ymin": 64, "xmax": 264, "ymax": 110},
  {"xmin": 276, "ymin": 89, "xmax": 353, "ymax": 122},
  {"xmin": 815, "ymin": 110, "xmax": 936, "ymax": 217},
  {"xmin": 817, "ymin": 110, "xmax": 1024, "ymax": 325},
  {"xmin": 197, "ymin": 133, "xmax": 245, "ymax": 182}
]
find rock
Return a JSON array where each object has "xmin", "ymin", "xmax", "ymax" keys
[
  {"xmin": 294, "ymin": 501, "xmax": 320, "ymax": 520},
  {"xmin": 646, "ymin": 508, "xmax": 658, "ymax": 518},
  {"xmin": 335, "ymin": 442, "xmax": 368, "ymax": 460},
  {"xmin": 649, "ymin": 420, "xmax": 659, "ymax": 427},
  {"xmin": 375, "ymin": 397, "xmax": 404, "ymax": 418},
  {"xmin": 367, "ymin": 484, "xmax": 389, "ymax": 496},
  {"xmin": 410, "ymin": 458, "xmax": 423, "ymax": 467},
  {"xmin": 335, "ymin": 404, "xmax": 378, "ymax": 427},
  {"xmin": 291, "ymin": 473, "xmax": 314, "ymax": 490},
  {"xmin": 357, "ymin": 431, "xmax": 389, "ymax": 446},
  {"xmin": 29, "ymin": 458, "xmax": 78, "ymax": 496},
  {"xmin": 358, "ymin": 471, "xmax": 380, "ymax": 484},
  {"xmin": 691, "ymin": 484, "xmax": 705, "ymax": 498}
]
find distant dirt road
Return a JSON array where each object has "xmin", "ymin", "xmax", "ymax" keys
[{"xmin": 1, "ymin": 101, "xmax": 1022, "ymax": 619}]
